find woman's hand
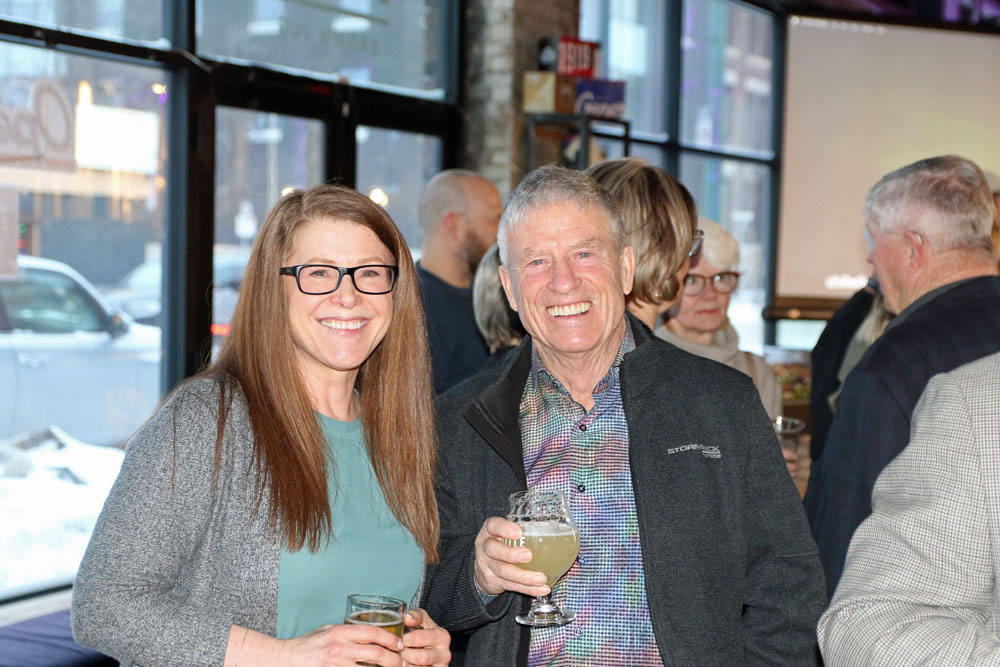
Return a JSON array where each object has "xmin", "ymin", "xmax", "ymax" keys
[
  {"xmin": 400, "ymin": 608, "xmax": 451, "ymax": 667},
  {"xmin": 279, "ymin": 623, "xmax": 406, "ymax": 666}
]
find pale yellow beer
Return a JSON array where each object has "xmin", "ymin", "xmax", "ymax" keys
[
  {"xmin": 513, "ymin": 520, "xmax": 579, "ymax": 586},
  {"xmin": 345, "ymin": 610, "xmax": 404, "ymax": 637}
]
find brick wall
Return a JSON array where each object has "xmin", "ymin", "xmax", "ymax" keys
[{"xmin": 462, "ymin": 0, "xmax": 580, "ymax": 197}]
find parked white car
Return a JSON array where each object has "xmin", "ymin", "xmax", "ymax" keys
[
  {"xmin": 104, "ymin": 245, "xmax": 251, "ymax": 326},
  {"xmin": 0, "ymin": 256, "xmax": 162, "ymax": 447}
]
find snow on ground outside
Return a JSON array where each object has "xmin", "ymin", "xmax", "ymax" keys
[{"xmin": 0, "ymin": 427, "xmax": 123, "ymax": 596}]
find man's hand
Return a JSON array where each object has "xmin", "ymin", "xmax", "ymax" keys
[
  {"xmin": 473, "ymin": 517, "xmax": 550, "ymax": 597},
  {"xmin": 400, "ymin": 608, "xmax": 451, "ymax": 666}
]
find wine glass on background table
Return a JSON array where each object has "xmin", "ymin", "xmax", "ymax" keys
[{"xmin": 506, "ymin": 489, "xmax": 579, "ymax": 627}]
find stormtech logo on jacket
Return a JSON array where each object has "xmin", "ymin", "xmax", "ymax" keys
[{"xmin": 667, "ymin": 444, "xmax": 721, "ymax": 459}]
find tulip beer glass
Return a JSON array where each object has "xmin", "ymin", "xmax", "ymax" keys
[{"xmin": 507, "ymin": 489, "xmax": 579, "ymax": 627}]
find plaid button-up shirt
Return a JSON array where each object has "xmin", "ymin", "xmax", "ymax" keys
[{"xmin": 521, "ymin": 325, "xmax": 664, "ymax": 666}]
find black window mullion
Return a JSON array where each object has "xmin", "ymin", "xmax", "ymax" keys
[
  {"xmin": 764, "ymin": 10, "xmax": 788, "ymax": 346},
  {"xmin": 329, "ymin": 85, "xmax": 357, "ymax": 187},
  {"xmin": 665, "ymin": 0, "xmax": 684, "ymax": 175},
  {"xmin": 164, "ymin": 0, "xmax": 216, "ymax": 389}
]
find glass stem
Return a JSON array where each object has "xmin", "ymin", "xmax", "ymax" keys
[{"xmin": 532, "ymin": 592, "xmax": 555, "ymax": 612}]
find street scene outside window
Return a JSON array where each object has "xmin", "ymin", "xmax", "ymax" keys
[
  {"xmin": 0, "ymin": 41, "xmax": 167, "ymax": 599},
  {"xmin": 197, "ymin": 0, "xmax": 448, "ymax": 96},
  {"xmin": 580, "ymin": 0, "xmax": 776, "ymax": 354}
]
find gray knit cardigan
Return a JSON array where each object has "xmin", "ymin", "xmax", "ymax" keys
[
  {"xmin": 71, "ymin": 378, "xmax": 279, "ymax": 666},
  {"xmin": 73, "ymin": 378, "xmax": 428, "ymax": 666}
]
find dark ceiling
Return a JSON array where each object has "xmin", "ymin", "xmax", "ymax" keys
[{"xmin": 768, "ymin": 0, "xmax": 1000, "ymax": 28}]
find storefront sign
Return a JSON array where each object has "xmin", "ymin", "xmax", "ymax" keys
[
  {"xmin": 0, "ymin": 80, "xmax": 76, "ymax": 170},
  {"xmin": 75, "ymin": 104, "xmax": 159, "ymax": 175}
]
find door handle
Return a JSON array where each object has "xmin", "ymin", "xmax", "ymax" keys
[{"xmin": 17, "ymin": 352, "xmax": 49, "ymax": 368}]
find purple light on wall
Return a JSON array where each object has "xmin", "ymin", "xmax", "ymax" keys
[{"xmin": 942, "ymin": 0, "xmax": 962, "ymax": 20}]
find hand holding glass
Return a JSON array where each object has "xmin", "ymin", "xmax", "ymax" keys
[
  {"xmin": 506, "ymin": 489, "xmax": 579, "ymax": 627},
  {"xmin": 344, "ymin": 594, "xmax": 406, "ymax": 637},
  {"xmin": 344, "ymin": 594, "xmax": 406, "ymax": 667}
]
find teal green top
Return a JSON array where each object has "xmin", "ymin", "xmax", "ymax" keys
[{"xmin": 275, "ymin": 415, "xmax": 424, "ymax": 638}]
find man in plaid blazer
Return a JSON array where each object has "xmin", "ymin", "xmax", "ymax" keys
[
  {"xmin": 803, "ymin": 155, "xmax": 1000, "ymax": 597},
  {"xmin": 818, "ymin": 351, "xmax": 1000, "ymax": 663}
]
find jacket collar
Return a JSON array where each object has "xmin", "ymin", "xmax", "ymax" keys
[{"xmin": 464, "ymin": 312, "xmax": 654, "ymax": 485}]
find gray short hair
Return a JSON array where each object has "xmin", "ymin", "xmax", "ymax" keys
[
  {"xmin": 497, "ymin": 165, "xmax": 625, "ymax": 265},
  {"xmin": 698, "ymin": 218, "xmax": 740, "ymax": 272},
  {"xmin": 864, "ymin": 155, "xmax": 995, "ymax": 253}
]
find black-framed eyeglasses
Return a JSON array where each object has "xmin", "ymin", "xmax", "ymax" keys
[
  {"xmin": 683, "ymin": 271, "xmax": 740, "ymax": 297},
  {"xmin": 279, "ymin": 264, "xmax": 398, "ymax": 295},
  {"xmin": 688, "ymin": 229, "xmax": 705, "ymax": 257}
]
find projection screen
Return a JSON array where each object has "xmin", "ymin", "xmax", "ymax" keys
[{"xmin": 777, "ymin": 16, "xmax": 1000, "ymax": 306}]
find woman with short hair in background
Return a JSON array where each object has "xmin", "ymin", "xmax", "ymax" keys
[
  {"xmin": 585, "ymin": 157, "xmax": 700, "ymax": 331},
  {"xmin": 658, "ymin": 217, "xmax": 783, "ymax": 420}
]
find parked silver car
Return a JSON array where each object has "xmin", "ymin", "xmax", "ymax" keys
[{"xmin": 0, "ymin": 256, "xmax": 161, "ymax": 447}]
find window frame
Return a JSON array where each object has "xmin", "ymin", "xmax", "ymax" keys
[
  {"xmin": 0, "ymin": 0, "xmax": 461, "ymax": 604},
  {"xmin": 582, "ymin": 0, "xmax": 783, "ymax": 344}
]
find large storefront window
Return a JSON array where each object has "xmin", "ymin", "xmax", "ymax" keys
[
  {"xmin": 213, "ymin": 108, "xmax": 325, "ymax": 351},
  {"xmin": 197, "ymin": 0, "xmax": 448, "ymax": 96},
  {"xmin": 0, "ymin": 42, "xmax": 166, "ymax": 599},
  {"xmin": 355, "ymin": 126, "xmax": 442, "ymax": 254},
  {"xmin": 0, "ymin": 1, "xmax": 456, "ymax": 607},
  {"xmin": 680, "ymin": 0, "xmax": 774, "ymax": 156},
  {"xmin": 0, "ymin": 0, "xmax": 164, "ymax": 42}
]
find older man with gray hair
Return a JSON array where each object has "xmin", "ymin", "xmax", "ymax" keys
[
  {"xmin": 421, "ymin": 165, "xmax": 825, "ymax": 666},
  {"xmin": 804, "ymin": 154, "xmax": 1000, "ymax": 599}
]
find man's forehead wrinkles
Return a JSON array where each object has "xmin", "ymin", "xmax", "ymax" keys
[{"xmin": 516, "ymin": 234, "xmax": 608, "ymax": 258}]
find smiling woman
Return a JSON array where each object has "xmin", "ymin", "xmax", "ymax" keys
[
  {"xmin": 71, "ymin": 185, "xmax": 451, "ymax": 667},
  {"xmin": 281, "ymin": 219, "xmax": 397, "ymax": 407}
]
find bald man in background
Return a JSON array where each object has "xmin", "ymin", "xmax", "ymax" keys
[{"xmin": 417, "ymin": 169, "xmax": 503, "ymax": 394}]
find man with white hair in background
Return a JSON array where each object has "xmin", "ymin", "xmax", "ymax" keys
[
  {"xmin": 417, "ymin": 169, "xmax": 503, "ymax": 394},
  {"xmin": 804, "ymin": 154, "xmax": 1000, "ymax": 598}
]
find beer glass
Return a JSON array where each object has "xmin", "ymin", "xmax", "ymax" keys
[
  {"xmin": 344, "ymin": 594, "xmax": 406, "ymax": 637},
  {"xmin": 506, "ymin": 489, "xmax": 579, "ymax": 627},
  {"xmin": 773, "ymin": 416, "xmax": 806, "ymax": 455}
]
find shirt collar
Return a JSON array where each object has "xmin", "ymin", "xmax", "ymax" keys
[
  {"xmin": 529, "ymin": 320, "xmax": 636, "ymax": 399},
  {"xmin": 886, "ymin": 276, "xmax": 979, "ymax": 331}
]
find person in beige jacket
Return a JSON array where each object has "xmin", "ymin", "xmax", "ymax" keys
[{"xmin": 819, "ymin": 351, "xmax": 1000, "ymax": 664}]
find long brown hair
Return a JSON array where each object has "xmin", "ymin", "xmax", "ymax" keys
[{"xmin": 205, "ymin": 184, "xmax": 438, "ymax": 559}]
